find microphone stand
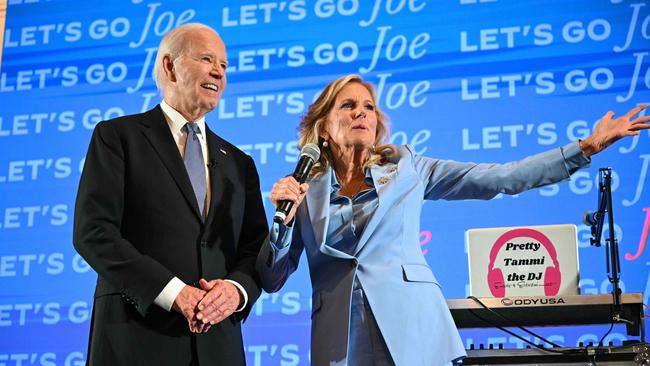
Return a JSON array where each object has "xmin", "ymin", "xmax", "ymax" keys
[{"xmin": 588, "ymin": 168, "xmax": 623, "ymax": 321}]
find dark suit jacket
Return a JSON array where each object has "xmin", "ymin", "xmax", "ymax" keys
[{"xmin": 73, "ymin": 105, "xmax": 268, "ymax": 365}]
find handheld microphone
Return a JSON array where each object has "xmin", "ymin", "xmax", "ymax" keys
[
  {"xmin": 582, "ymin": 210, "xmax": 599, "ymax": 226},
  {"xmin": 273, "ymin": 144, "xmax": 320, "ymax": 224}
]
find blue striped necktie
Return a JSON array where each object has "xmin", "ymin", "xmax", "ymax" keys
[{"xmin": 183, "ymin": 122, "xmax": 206, "ymax": 216}]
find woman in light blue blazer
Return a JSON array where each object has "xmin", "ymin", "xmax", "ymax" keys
[{"xmin": 256, "ymin": 74, "xmax": 650, "ymax": 366}]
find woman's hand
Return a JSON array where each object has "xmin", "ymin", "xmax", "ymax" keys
[
  {"xmin": 580, "ymin": 104, "xmax": 650, "ymax": 157},
  {"xmin": 270, "ymin": 176, "xmax": 309, "ymax": 224}
]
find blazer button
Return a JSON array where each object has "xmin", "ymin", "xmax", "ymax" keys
[
  {"xmin": 200, "ymin": 240, "xmax": 207, "ymax": 248},
  {"xmin": 350, "ymin": 259, "xmax": 358, "ymax": 268}
]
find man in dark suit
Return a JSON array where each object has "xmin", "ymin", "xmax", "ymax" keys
[{"xmin": 73, "ymin": 23, "xmax": 268, "ymax": 365}]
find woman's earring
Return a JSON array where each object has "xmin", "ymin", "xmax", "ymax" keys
[{"xmin": 322, "ymin": 140, "xmax": 329, "ymax": 148}]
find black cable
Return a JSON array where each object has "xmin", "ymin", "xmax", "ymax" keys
[
  {"xmin": 468, "ymin": 296, "xmax": 564, "ymax": 348},
  {"xmin": 466, "ymin": 311, "xmax": 573, "ymax": 355},
  {"xmin": 466, "ymin": 296, "xmax": 578, "ymax": 355},
  {"xmin": 592, "ymin": 293, "xmax": 631, "ymax": 360},
  {"xmin": 597, "ymin": 321, "xmax": 615, "ymax": 348},
  {"xmin": 589, "ymin": 319, "xmax": 615, "ymax": 366},
  {"xmin": 465, "ymin": 307, "xmax": 553, "ymax": 352},
  {"xmin": 465, "ymin": 295, "xmax": 647, "ymax": 361}
]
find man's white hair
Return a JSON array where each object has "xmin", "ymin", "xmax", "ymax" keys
[{"xmin": 153, "ymin": 23, "xmax": 220, "ymax": 90}]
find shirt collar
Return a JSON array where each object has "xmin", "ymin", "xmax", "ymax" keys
[
  {"xmin": 330, "ymin": 167, "xmax": 374, "ymax": 193},
  {"xmin": 160, "ymin": 100, "xmax": 207, "ymax": 135}
]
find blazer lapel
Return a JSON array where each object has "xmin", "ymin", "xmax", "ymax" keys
[
  {"xmin": 139, "ymin": 106, "xmax": 203, "ymax": 220},
  {"xmin": 203, "ymin": 127, "xmax": 231, "ymax": 230},
  {"xmin": 306, "ymin": 168, "xmax": 355, "ymax": 260}
]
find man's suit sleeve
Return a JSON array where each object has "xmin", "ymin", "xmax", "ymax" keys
[
  {"xmin": 225, "ymin": 154, "xmax": 268, "ymax": 320},
  {"xmin": 73, "ymin": 121, "xmax": 175, "ymax": 316}
]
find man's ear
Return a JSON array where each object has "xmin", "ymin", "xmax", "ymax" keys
[{"xmin": 162, "ymin": 54, "xmax": 176, "ymax": 82}]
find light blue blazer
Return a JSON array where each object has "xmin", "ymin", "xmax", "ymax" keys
[{"xmin": 256, "ymin": 143, "xmax": 589, "ymax": 366}]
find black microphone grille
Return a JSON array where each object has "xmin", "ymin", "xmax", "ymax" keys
[
  {"xmin": 582, "ymin": 210, "xmax": 597, "ymax": 226},
  {"xmin": 301, "ymin": 143, "xmax": 320, "ymax": 162}
]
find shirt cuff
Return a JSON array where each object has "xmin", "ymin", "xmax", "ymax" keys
[
  {"xmin": 154, "ymin": 277, "xmax": 186, "ymax": 312},
  {"xmin": 270, "ymin": 221, "xmax": 293, "ymax": 250},
  {"xmin": 562, "ymin": 140, "xmax": 591, "ymax": 174},
  {"xmin": 224, "ymin": 279, "xmax": 248, "ymax": 312}
]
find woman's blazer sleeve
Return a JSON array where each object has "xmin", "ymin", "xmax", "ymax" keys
[{"xmin": 404, "ymin": 141, "xmax": 590, "ymax": 201}]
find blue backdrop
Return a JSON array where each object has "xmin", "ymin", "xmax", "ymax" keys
[{"xmin": 1, "ymin": 0, "xmax": 649, "ymax": 364}]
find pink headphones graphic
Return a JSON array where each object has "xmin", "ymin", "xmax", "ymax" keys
[{"xmin": 487, "ymin": 228, "xmax": 561, "ymax": 297}]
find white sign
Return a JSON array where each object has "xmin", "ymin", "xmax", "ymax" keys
[{"xmin": 466, "ymin": 224, "xmax": 580, "ymax": 297}]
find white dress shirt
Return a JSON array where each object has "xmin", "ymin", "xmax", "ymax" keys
[{"xmin": 153, "ymin": 100, "xmax": 248, "ymax": 312}]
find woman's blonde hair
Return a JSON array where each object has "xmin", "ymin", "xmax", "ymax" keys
[{"xmin": 298, "ymin": 74, "xmax": 396, "ymax": 178}]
